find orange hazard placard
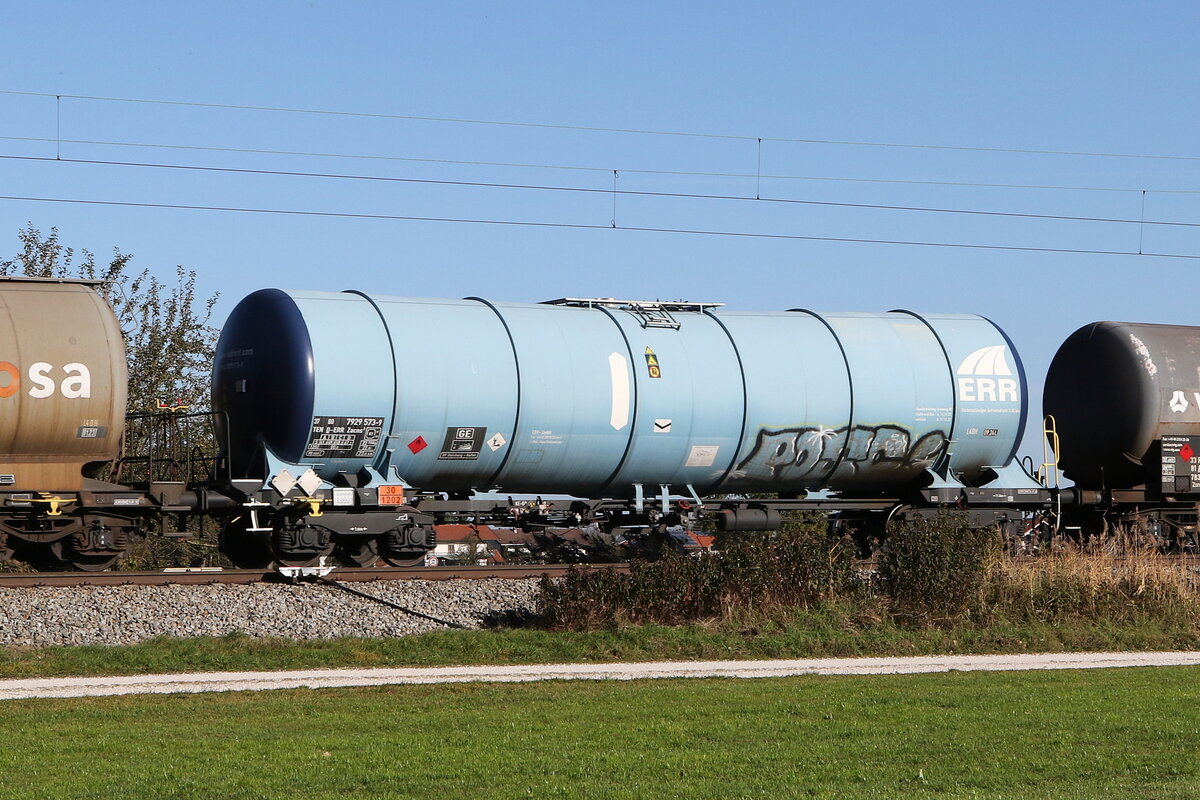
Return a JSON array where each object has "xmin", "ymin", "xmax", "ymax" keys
[
  {"xmin": 378, "ymin": 485, "xmax": 405, "ymax": 505},
  {"xmin": 644, "ymin": 347, "xmax": 662, "ymax": 379}
]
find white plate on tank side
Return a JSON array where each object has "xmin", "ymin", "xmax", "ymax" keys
[
  {"xmin": 685, "ymin": 445, "xmax": 719, "ymax": 468},
  {"xmin": 609, "ymin": 352, "xmax": 630, "ymax": 430}
]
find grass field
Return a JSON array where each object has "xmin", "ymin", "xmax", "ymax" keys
[
  {"xmin": 3, "ymin": 605, "xmax": 1198, "ymax": 679},
  {"xmin": 1, "ymin": 666, "xmax": 1196, "ymax": 799}
]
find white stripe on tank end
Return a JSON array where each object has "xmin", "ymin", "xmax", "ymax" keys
[{"xmin": 609, "ymin": 351, "xmax": 630, "ymax": 430}]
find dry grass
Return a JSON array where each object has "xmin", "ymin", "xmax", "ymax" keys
[
  {"xmin": 537, "ymin": 516, "xmax": 1200, "ymax": 632},
  {"xmin": 985, "ymin": 528, "xmax": 1200, "ymax": 625}
]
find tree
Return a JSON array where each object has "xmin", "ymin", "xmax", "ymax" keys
[
  {"xmin": 1, "ymin": 224, "xmax": 221, "ymax": 480},
  {"xmin": 1, "ymin": 225, "xmax": 220, "ymax": 412}
]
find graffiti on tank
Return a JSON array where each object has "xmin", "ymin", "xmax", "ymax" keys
[{"xmin": 733, "ymin": 424, "xmax": 948, "ymax": 483}]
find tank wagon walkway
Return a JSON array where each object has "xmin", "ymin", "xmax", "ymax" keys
[{"xmin": 4, "ymin": 652, "xmax": 1200, "ymax": 700}]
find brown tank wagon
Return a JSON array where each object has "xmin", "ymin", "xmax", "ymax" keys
[
  {"xmin": 0, "ymin": 278, "xmax": 136, "ymax": 569},
  {"xmin": 0, "ymin": 277, "xmax": 127, "ymax": 490}
]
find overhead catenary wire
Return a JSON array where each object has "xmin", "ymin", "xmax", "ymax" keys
[
  {"xmin": 4, "ymin": 89, "xmax": 1197, "ymax": 259},
  {"xmin": 6, "ymin": 133, "xmax": 1200, "ymax": 196},
  {"xmin": 3, "ymin": 152, "xmax": 1197, "ymax": 230},
  {"xmin": 6, "ymin": 88, "xmax": 1200, "ymax": 163},
  {"xmin": 3, "ymin": 193, "xmax": 1197, "ymax": 260}
]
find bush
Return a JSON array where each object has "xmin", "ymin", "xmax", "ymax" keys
[
  {"xmin": 877, "ymin": 512, "xmax": 1000, "ymax": 625},
  {"xmin": 536, "ymin": 516, "xmax": 857, "ymax": 630},
  {"xmin": 535, "ymin": 511, "xmax": 1200, "ymax": 636}
]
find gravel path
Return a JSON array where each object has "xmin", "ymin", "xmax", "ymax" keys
[
  {"xmin": 0, "ymin": 579, "xmax": 540, "ymax": 647},
  {"xmin": 3, "ymin": 652, "xmax": 1200, "ymax": 700}
]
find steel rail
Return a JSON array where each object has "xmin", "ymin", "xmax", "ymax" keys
[
  {"xmin": 1, "ymin": 554, "xmax": 1192, "ymax": 589},
  {"xmin": 0, "ymin": 563, "xmax": 629, "ymax": 589}
]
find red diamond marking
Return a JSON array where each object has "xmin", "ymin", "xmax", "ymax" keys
[
  {"xmin": 1181, "ymin": 443, "xmax": 1195, "ymax": 462},
  {"xmin": 407, "ymin": 436, "xmax": 428, "ymax": 454}
]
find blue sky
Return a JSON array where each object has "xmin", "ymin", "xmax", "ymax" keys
[{"xmin": 2, "ymin": 1, "xmax": 1198, "ymax": 460}]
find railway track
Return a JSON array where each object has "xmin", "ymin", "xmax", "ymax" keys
[
  {"xmin": 2, "ymin": 552, "xmax": 1195, "ymax": 589},
  {"xmin": 0, "ymin": 563, "xmax": 629, "ymax": 589}
]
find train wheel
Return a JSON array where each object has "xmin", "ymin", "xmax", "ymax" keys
[
  {"xmin": 49, "ymin": 539, "xmax": 122, "ymax": 572},
  {"xmin": 381, "ymin": 524, "xmax": 434, "ymax": 567},
  {"xmin": 68, "ymin": 553, "xmax": 122, "ymax": 572},
  {"xmin": 271, "ymin": 526, "xmax": 334, "ymax": 568},
  {"xmin": 335, "ymin": 537, "xmax": 380, "ymax": 568},
  {"xmin": 381, "ymin": 551, "xmax": 427, "ymax": 567},
  {"xmin": 219, "ymin": 525, "xmax": 273, "ymax": 569},
  {"xmin": 55, "ymin": 523, "xmax": 131, "ymax": 572},
  {"xmin": 11, "ymin": 541, "xmax": 63, "ymax": 571},
  {"xmin": 271, "ymin": 552, "xmax": 326, "ymax": 568}
]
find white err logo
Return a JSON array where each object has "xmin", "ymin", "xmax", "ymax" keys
[
  {"xmin": 0, "ymin": 361, "xmax": 92, "ymax": 399},
  {"xmin": 956, "ymin": 345, "xmax": 1018, "ymax": 403}
]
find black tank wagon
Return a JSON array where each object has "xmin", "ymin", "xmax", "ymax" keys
[{"xmin": 1045, "ymin": 321, "xmax": 1200, "ymax": 543}]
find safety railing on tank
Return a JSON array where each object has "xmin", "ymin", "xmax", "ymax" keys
[
  {"xmin": 110, "ymin": 408, "xmax": 229, "ymax": 488},
  {"xmin": 543, "ymin": 298, "xmax": 724, "ymax": 329}
]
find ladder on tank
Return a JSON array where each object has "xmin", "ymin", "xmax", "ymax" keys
[
  {"xmin": 1038, "ymin": 415, "xmax": 1061, "ymax": 490},
  {"xmin": 544, "ymin": 298, "xmax": 724, "ymax": 329}
]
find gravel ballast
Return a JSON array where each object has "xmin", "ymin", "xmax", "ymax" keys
[{"xmin": 0, "ymin": 579, "xmax": 541, "ymax": 647}]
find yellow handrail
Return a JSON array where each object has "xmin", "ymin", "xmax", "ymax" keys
[{"xmin": 1038, "ymin": 414, "xmax": 1061, "ymax": 489}]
